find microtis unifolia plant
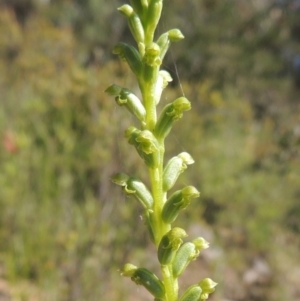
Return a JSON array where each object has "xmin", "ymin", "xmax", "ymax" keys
[{"xmin": 105, "ymin": 1, "xmax": 217, "ymax": 300}]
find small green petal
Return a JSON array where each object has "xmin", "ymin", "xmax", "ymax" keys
[
  {"xmin": 168, "ymin": 28, "xmax": 185, "ymax": 41},
  {"xmin": 120, "ymin": 263, "xmax": 138, "ymax": 277},
  {"xmin": 192, "ymin": 237, "xmax": 209, "ymax": 251},
  {"xmin": 158, "ymin": 227, "xmax": 187, "ymax": 265},
  {"xmin": 111, "ymin": 173, "xmax": 130, "ymax": 186},
  {"xmin": 199, "ymin": 278, "xmax": 218, "ymax": 295}
]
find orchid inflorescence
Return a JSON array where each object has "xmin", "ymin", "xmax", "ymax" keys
[{"xmin": 106, "ymin": 1, "xmax": 217, "ymax": 300}]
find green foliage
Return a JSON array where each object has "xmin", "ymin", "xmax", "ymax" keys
[{"xmin": 0, "ymin": 8, "xmax": 146, "ymax": 300}]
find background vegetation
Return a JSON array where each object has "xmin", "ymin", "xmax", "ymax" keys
[{"xmin": 0, "ymin": 0, "xmax": 300, "ymax": 300}]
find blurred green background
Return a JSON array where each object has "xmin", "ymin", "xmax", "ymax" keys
[{"xmin": 0, "ymin": 0, "xmax": 300, "ymax": 300}]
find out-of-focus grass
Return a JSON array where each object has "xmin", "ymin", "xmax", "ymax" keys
[{"xmin": 0, "ymin": 6, "xmax": 300, "ymax": 301}]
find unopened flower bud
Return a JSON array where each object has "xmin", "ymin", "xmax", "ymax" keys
[
  {"xmin": 178, "ymin": 284, "xmax": 202, "ymax": 301},
  {"xmin": 118, "ymin": 4, "xmax": 145, "ymax": 44},
  {"xmin": 168, "ymin": 29, "xmax": 184, "ymax": 42},
  {"xmin": 157, "ymin": 29, "xmax": 184, "ymax": 60},
  {"xmin": 131, "ymin": 267, "xmax": 165, "ymax": 299},
  {"xmin": 158, "ymin": 227, "xmax": 187, "ymax": 265},
  {"xmin": 172, "ymin": 237, "xmax": 208, "ymax": 278},
  {"xmin": 199, "ymin": 278, "xmax": 218, "ymax": 300},
  {"xmin": 154, "ymin": 97, "xmax": 191, "ymax": 140},
  {"xmin": 154, "ymin": 70, "xmax": 173, "ymax": 105},
  {"xmin": 125, "ymin": 127, "xmax": 160, "ymax": 167},
  {"xmin": 145, "ymin": 0, "xmax": 162, "ymax": 44},
  {"xmin": 162, "ymin": 152, "xmax": 194, "ymax": 191},
  {"xmin": 144, "ymin": 42, "xmax": 161, "ymax": 67},
  {"xmin": 162, "ymin": 186, "xmax": 200, "ymax": 223},
  {"xmin": 172, "ymin": 242, "xmax": 197, "ymax": 278},
  {"xmin": 111, "ymin": 173, "xmax": 153, "ymax": 209},
  {"xmin": 105, "ymin": 84, "xmax": 146, "ymax": 123}
]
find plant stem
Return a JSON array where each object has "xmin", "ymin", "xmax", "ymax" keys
[
  {"xmin": 148, "ymin": 149, "xmax": 169, "ymax": 245},
  {"xmin": 161, "ymin": 265, "xmax": 178, "ymax": 301},
  {"xmin": 149, "ymin": 145, "xmax": 178, "ymax": 301}
]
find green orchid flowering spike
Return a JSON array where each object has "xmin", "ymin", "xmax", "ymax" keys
[
  {"xmin": 179, "ymin": 285, "xmax": 202, "ymax": 301},
  {"xmin": 131, "ymin": 267, "xmax": 166, "ymax": 299},
  {"xmin": 112, "ymin": 0, "xmax": 217, "ymax": 299},
  {"xmin": 158, "ymin": 227, "xmax": 187, "ymax": 265},
  {"xmin": 118, "ymin": 4, "xmax": 145, "ymax": 44},
  {"xmin": 162, "ymin": 186, "xmax": 200, "ymax": 223},
  {"xmin": 125, "ymin": 126, "xmax": 160, "ymax": 167},
  {"xmin": 113, "ymin": 42, "xmax": 142, "ymax": 76},
  {"xmin": 155, "ymin": 97, "xmax": 191, "ymax": 140},
  {"xmin": 145, "ymin": 0, "xmax": 162, "ymax": 44},
  {"xmin": 199, "ymin": 278, "xmax": 218, "ymax": 300},
  {"xmin": 105, "ymin": 84, "xmax": 146, "ymax": 123},
  {"xmin": 162, "ymin": 152, "xmax": 195, "ymax": 192}
]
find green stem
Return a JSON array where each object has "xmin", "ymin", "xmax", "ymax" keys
[
  {"xmin": 139, "ymin": 3, "xmax": 178, "ymax": 299},
  {"xmin": 161, "ymin": 265, "xmax": 178, "ymax": 301},
  {"xmin": 139, "ymin": 64, "xmax": 160, "ymax": 131},
  {"xmin": 149, "ymin": 147, "xmax": 169, "ymax": 245},
  {"xmin": 143, "ymin": 84, "xmax": 157, "ymax": 130},
  {"xmin": 148, "ymin": 141, "xmax": 178, "ymax": 301}
]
